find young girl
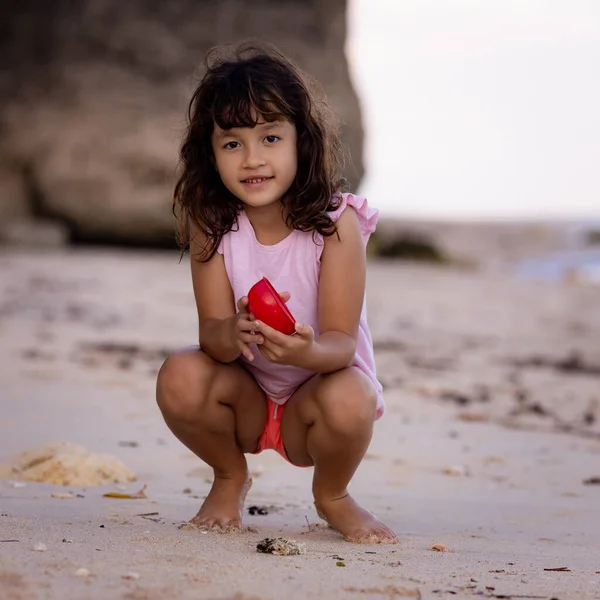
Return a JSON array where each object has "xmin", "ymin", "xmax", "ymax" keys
[{"xmin": 157, "ymin": 42, "xmax": 397, "ymax": 545}]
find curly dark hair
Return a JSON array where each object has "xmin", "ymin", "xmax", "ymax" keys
[{"xmin": 173, "ymin": 40, "xmax": 348, "ymax": 261}]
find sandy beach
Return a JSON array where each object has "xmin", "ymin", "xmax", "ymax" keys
[{"xmin": 1, "ymin": 247, "xmax": 599, "ymax": 600}]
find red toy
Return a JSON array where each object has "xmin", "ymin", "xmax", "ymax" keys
[{"xmin": 247, "ymin": 277, "xmax": 296, "ymax": 335}]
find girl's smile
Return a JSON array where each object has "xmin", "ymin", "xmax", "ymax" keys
[{"xmin": 241, "ymin": 175, "xmax": 275, "ymax": 189}]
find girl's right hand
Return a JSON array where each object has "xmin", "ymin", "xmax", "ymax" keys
[{"xmin": 231, "ymin": 296, "xmax": 264, "ymax": 361}]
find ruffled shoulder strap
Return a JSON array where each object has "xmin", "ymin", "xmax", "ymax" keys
[
  {"xmin": 328, "ymin": 192, "xmax": 379, "ymax": 242},
  {"xmin": 313, "ymin": 193, "xmax": 379, "ymax": 261}
]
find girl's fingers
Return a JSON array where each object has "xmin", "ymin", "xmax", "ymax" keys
[
  {"xmin": 238, "ymin": 341, "xmax": 254, "ymax": 362},
  {"xmin": 237, "ymin": 296, "xmax": 249, "ymax": 312},
  {"xmin": 237, "ymin": 316, "xmax": 258, "ymax": 332},
  {"xmin": 259, "ymin": 336, "xmax": 275, "ymax": 352},
  {"xmin": 259, "ymin": 332, "xmax": 290, "ymax": 358},
  {"xmin": 239, "ymin": 332, "xmax": 264, "ymax": 345},
  {"xmin": 294, "ymin": 322, "xmax": 314, "ymax": 339},
  {"xmin": 255, "ymin": 321, "xmax": 286, "ymax": 344}
]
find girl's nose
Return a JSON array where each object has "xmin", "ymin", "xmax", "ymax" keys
[{"xmin": 242, "ymin": 144, "xmax": 266, "ymax": 169}]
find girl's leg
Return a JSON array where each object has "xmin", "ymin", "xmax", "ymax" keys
[
  {"xmin": 280, "ymin": 367, "xmax": 398, "ymax": 544},
  {"xmin": 156, "ymin": 346, "xmax": 266, "ymax": 530}
]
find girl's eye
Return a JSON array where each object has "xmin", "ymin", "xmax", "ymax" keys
[
  {"xmin": 223, "ymin": 141, "xmax": 240, "ymax": 150},
  {"xmin": 264, "ymin": 135, "xmax": 280, "ymax": 144}
]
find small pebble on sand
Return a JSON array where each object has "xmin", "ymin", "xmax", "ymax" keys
[
  {"xmin": 75, "ymin": 568, "xmax": 90, "ymax": 578},
  {"xmin": 122, "ymin": 572, "xmax": 140, "ymax": 580},
  {"xmin": 32, "ymin": 542, "xmax": 47, "ymax": 552},
  {"xmin": 257, "ymin": 537, "xmax": 305, "ymax": 556}
]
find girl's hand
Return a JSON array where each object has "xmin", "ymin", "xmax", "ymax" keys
[
  {"xmin": 230, "ymin": 296, "xmax": 264, "ymax": 361},
  {"xmin": 231, "ymin": 292, "xmax": 292, "ymax": 361},
  {"xmin": 255, "ymin": 320, "xmax": 315, "ymax": 367}
]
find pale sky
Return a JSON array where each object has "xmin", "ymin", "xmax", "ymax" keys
[{"xmin": 347, "ymin": 0, "xmax": 600, "ymax": 220}]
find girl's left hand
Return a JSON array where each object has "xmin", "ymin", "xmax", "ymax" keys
[{"xmin": 254, "ymin": 320, "xmax": 315, "ymax": 367}]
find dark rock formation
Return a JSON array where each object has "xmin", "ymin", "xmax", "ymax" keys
[{"xmin": 0, "ymin": 0, "xmax": 363, "ymax": 245}]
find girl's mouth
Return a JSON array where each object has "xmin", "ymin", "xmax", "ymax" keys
[{"xmin": 242, "ymin": 176, "xmax": 274, "ymax": 186}]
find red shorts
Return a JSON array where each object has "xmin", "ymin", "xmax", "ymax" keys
[{"xmin": 251, "ymin": 398, "xmax": 292, "ymax": 463}]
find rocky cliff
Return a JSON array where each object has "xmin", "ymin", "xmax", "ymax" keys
[{"xmin": 0, "ymin": 0, "xmax": 363, "ymax": 245}]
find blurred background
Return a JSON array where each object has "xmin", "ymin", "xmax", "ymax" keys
[
  {"xmin": 349, "ymin": 0, "xmax": 600, "ymax": 222},
  {"xmin": 0, "ymin": 0, "xmax": 598, "ymax": 276}
]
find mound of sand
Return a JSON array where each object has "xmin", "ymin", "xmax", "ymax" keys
[{"xmin": 0, "ymin": 442, "xmax": 137, "ymax": 486}]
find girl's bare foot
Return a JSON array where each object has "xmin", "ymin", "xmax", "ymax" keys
[
  {"xmin": 189, "ymin": 475, "xmax": 252, "ymax": 532},
  {"xmin": 315, "ymin": 494, "xmax": 398, "ymax": 544}
]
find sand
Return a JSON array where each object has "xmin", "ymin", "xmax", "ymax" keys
[
  {"xmin": 0, "ymin": 442, "xmax": 137, "ymax": 486},
  {"xmin": 0, "ymin": 247, "xmax": 599, "ymax": 600}
]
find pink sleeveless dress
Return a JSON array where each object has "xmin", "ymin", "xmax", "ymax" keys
[{"xmin": 216, "ymin": 193, "xmax": 384, "ymax": 419}]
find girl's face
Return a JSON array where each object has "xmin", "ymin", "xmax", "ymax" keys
[{"xmin": 211, "ymin": 118, "xmax": 298, "ymax": 210}]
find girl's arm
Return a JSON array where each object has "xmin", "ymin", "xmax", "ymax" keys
[
  {"xmin": 304, "ymin": 206, "xmax": 366, "ymax": 372},
  {"xmin": 190, "ymin": 232, "xmax": 247, "ymax": 363}
]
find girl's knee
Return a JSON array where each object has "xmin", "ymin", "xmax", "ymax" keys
[
  {"xmin": 315, "ymin": 368, "xmax": 377, "ymax": 432},
  {"xmin": 156, "ymin": 349, "xmax": 216, "ymax": 420}
]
